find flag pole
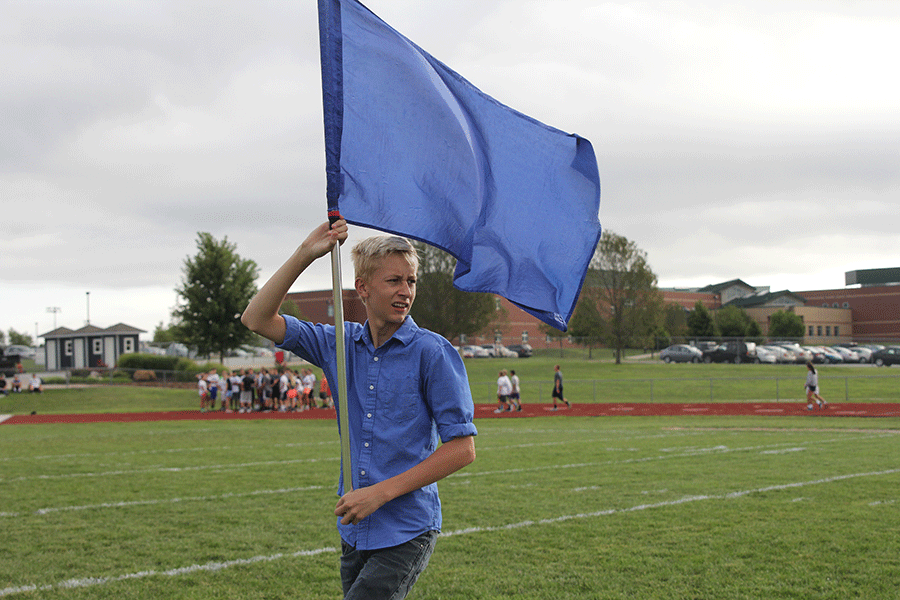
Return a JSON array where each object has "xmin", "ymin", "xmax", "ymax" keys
[{"xmin": 330, "ymin": 236, "xmax": 353, "ymax": 493}]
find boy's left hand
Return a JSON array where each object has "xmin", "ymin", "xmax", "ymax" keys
[{"xmin": 334, "ymin": 485, "xmax": 387, "ymax": 525}]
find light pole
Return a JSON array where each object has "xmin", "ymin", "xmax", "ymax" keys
[
  {"xmin": 47, "ymin": 306, "xmax": 61, "ymax": 329},
  {"xmin": 86, "ymin": 291, "xmax": 90, "ymax": 325}
]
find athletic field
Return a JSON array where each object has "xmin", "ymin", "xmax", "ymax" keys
[{"xmin": 3, "ymin": 404, "xmax": 898, "ymax": 598}]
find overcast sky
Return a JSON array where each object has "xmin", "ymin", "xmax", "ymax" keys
[{"xmin": 2, "ymin": 0, "xmax": 898, "ymax": 342}]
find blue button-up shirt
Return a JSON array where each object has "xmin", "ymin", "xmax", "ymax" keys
[{"xmin": 278, "ymin": 315, "xmax": 477, "ymax": 550}]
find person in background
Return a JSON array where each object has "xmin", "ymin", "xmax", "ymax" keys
[
  {"xmin": 494, "ymin": 369, "xmax": 512, "ymax": 413},
  {"xmin": 28, "ymin": 373, "xmax": 43, "ymax": 393},
  {"xmin": 805, "ymin": 361, "xmax": 828, "ymax": 410},
  {"xmin": 197, "ymin": 372, "xmax": 209, "ymax": 412},
  {"xmin": 551, "ymin": 364, "xmax": 570, "ymax": 410},
  {"xmin": 509, "ymin": 369, "xmax": 522, "ymax": 412}
]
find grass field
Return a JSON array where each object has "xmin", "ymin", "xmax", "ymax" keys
[
  {"xmin": 4, "ymin": 359, "xmax": 900, "ymax": 416},
  {"xmin": 2, "ymin": 412, "xmax": 899, "ymax": 599}
]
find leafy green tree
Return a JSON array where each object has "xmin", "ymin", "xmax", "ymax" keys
[
  {"xmin": 663, "ymin": 303, "xmax": 689, "ymax": 341},
  {"xmin": 568, "ymin": 293, "xmax": 604, "ymax": 358},
  {"xmin": 0, "ymin": 330, "xmax": 6, "ymax": 345},
  {"xmin": 152, "ymin": 321, "xmax": 179, "ymax": 344},
  {"xmin": 7, "ymin": 328, "xmax": 33, "ymax": 347},
  {"xmin": 408, "ymin": 241, "xmax": 498, "ymax": 340},
  {"xmin": 687, "ymin": 301, "xmax": 716, "ymax": 338},
  {"xmin": 582, "ymin": 230, "xmax": 663, "ymax": 364},
  {"xmin": 172, "ymin": 232, "xmax": 259, "ymax": 362},
  {"xmin": 769, "ymin": 309, "xmax": 805, "ymax": 339},
  {"xmin": 716, "ymin": 305, "xmax": 760, "ymax": 339}
]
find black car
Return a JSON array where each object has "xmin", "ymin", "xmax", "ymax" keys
[
  {"xmin": 872, "ymin": 346, "xmax": 900, "ymax": 367},
  {"xmin": 506, "ymin": 344, "xmax": 533, "ymax": 358},
  {"xmin": 702, "ymin": 342, "xmax": 757, "ymax": 364}
]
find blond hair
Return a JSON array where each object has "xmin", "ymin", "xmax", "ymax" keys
[{"xmin": 351, "ymin": 235, "xmax": 419, "ymax": 283}]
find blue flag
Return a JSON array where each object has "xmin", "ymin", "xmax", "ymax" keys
[{"xmin": 318, "ymin": 0, "xmax": 601, "ymax": 331}]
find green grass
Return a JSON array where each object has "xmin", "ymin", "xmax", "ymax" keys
[
  {"xmin": 3, "ymin": 359, "xmax": 898, "ymax": 416},
  {"xmin": 1, "ymin": 416, "xmax": 898, "ymax": 599}
]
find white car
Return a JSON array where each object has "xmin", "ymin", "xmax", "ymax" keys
[
  {"xmin": 754, "ymin": 346, "xmax": 778, "ymax": 364},
  {"xmin": 3, "ymin": 345, "xmax": 36, "ymax": 359}
]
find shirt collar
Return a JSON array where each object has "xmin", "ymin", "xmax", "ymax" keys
[{"xmin": 351, "ymin": 316, "xmax": 419, "ymax": 348}]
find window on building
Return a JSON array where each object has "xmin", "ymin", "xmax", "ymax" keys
[
  {"xmin": 817, "ymin": 326, "xmax": 822, "ymax": 336},
  {"xmin": 808, "ymin": 326, "xmax": 814, "ymax": 336},
  {"xmin": 494, "ymin": 298, "xmax": 502, "ymax": 311},
  {"xmin": 545, "ymin": 334, "xmax": 552, "ymax": 343},
  {"xmin": 825, "ymin": 326, "xmax": 831, "ymax": 336},
  {"xmin": 522, "ymin": 331, "xmax": 529, "ymax": 343},
  {"xmin": 834, "ymin": 326, "xmax": 839, "ymax": 337},
  {"xmin": 124, "ymin": 338, "xmax": 134, "ymax": 353},
  {"xmin": 327, "ymin": 302, "xmax": 334, "ymax": 318},
  {"xmin": 843, "ymin": 302, "xmax": 849, "ymax": 308},
  {"xmin": 833, "ymin": 303, "xmax": 839, "ymax": 308},
  {"xmin": 64, "ymin": 340, "xmax": 73, "ymax": 356},
  {"xmin": 459, "ymin": 334, "xmax": 467, "ymax": 344},
  {"xmin": 92, "ymin": 339, "xmax": 102, "ymax": 354},
  {"xmin": 822, "ymin": 303, "xmax": 829, "ymax": 307},
  {"xmin": 494, "ymin": 331, "xmax": 502, "ymax": 344}
]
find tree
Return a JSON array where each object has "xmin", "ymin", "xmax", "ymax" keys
[
  {"xmin": 769, "ymin": 309, "xmax": 805, "ymax": 339},
  {"xmin": 567, "ymin": 293, "xmax": 604, "ymax": 358},
  {"xmin": 153, "ymin": 321, "xmax": 179, "ymax": 344},
  {"xmin": 582, "ymin": 230, "xmax": 663, "ymax": 364},
  {"xmin": 687, "ymin": 301, "xmax": 716, "ymax": 339},
  {"xmin": 172, "ymin": 232, "xmax": 259, "ymax": 362},
  {"xmin": 716, "ymin": 305, "xmax": 762, "ymax": 340},
  {"xmin": 408, "ymin": 241, "xmax": 497, "ymax": 340},
  {"xmin": 8, "ymin": 328, "xmax": 34, "ymax": 347}
]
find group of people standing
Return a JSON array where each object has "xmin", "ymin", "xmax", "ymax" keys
[
  {"xmin": 196, "ymin": 366, "xmax": 332, "ymax": 413},
  {"xmin": 493, "ymin": 364, "xmax": 571, "ymax": 413}
]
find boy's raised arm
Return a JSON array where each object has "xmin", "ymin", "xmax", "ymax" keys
[{"xmin": 241, "ymin": 220, "xmax": 348, "ymax": 344}]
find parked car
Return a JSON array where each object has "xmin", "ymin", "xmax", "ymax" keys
[
  {"xmin": 462, "ymin": 345, "xmax": 489, "ymax": 358},
  {"xmin": 480, "ymin": 344, "xmax": 518, "ymax": 358},
  {"xmin": 754, "ymin": 346, "xmax": 778, "ymax": 364},
  {"xmin": 848, "ymin": 346, "xmax": 872, "ymax": 363},
  {"xmin": 759, "ymin": 345, "xmax": 794, "ymax": 363},
  {"xmin": 506, "ymin": 344, "xmax": 533, "ymax": 358},
  {"xmin": 659, "ymin": 344, "xmax": 703, "ymax": 363},
  {"xmin": 872, "ymin": 346, "xmax": 900, "ymax": 367},
  {"xmin": 830, "ymin": 346, "xmax": 860, "ymax": 363},
  {"xmin": 773, "ymin": 342, "xmax": 812, "ymax": 363},
  {"xmin": 3, "ymin": 345, "xmax": 36, "ymax": 359},
  {"xmin": 815, "ymin": 346, "xmax": 844, "ymax": 364},
  {"xmin": 702, "ymin": 342, "xmax": 757, "ymax": 364}
]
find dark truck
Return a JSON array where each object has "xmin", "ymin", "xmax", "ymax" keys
[{"xmin": 702, "ymin": 342, "xmax": 758, "ymax": 364}]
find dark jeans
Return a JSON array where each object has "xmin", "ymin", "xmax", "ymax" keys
[{"xmin": 340, "ymin": 530, "xmax": 437, "ymax": 600}]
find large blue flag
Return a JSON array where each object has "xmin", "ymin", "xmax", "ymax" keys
[{"xmin": 318, "ymin": 0, "xmax": 601, "ymax": 331}]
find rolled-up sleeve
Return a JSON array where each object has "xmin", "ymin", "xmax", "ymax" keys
[{"xmin": 424, "ymin": 342, "xmax": 478, "ymax": 443}]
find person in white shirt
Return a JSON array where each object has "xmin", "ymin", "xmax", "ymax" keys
[
  {"xmin": 805, "ymin": 362, "xmax": 828, "ymax": 410},
  {"xmin": 494, "ymin": 370, "xmax": 513, "ymax": 413},
  {"xmin": 509, "ymin": 369, "xmax": 522, "ymax": 412},
  {"xmin": 28, "ymin": 374, "xmax": 43, "ymax": 393}
]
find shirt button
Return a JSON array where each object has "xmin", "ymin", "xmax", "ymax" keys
[
  {"xmin": 374, "ymin": 357, "xmax": 379, "ymax": 362},
  {"xmin": 367, "ymin": 413, "xmax": 372, "ymax": 418},
  {"xmin": 364, "ymin": 442, "xmax": 370, "ymax": 447},
  {"xmin": 369, "ymin": 385, "xmax": 374, "ymax": 390},
  {"xmin": 360, "ymin": 470, "xmax": 366, "ymax": 476}
]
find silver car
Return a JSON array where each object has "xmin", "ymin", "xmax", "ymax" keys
[{"xmin": 660, "ymin": 344, "xmax": 703, "ymax": 363}]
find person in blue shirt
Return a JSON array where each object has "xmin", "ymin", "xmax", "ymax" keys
[{"xmin": 241, "ymin": 219, "xmax": 477, "ymax": 599}]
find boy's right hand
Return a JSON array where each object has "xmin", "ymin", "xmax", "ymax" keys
[{"xmin": 301, "ymin": 219, "xmax": 348, "ymax": 260}]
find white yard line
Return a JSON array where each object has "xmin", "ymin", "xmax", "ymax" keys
[{"xmin": 3, "ymin": 468, "xmax": 897, "ymax": 598}]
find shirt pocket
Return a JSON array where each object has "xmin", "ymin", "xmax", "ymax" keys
[{"xmin": 381, "ymin": 371, "xmax": 422, "ymax": 423}]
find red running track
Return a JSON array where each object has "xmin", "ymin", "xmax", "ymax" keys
[{"xmin": 3, "ymin": 402, "xmax": 899, "ymax": 425}]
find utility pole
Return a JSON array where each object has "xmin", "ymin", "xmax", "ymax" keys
[{"xmin": 86, "ymin": 291, "xmax": 90, "ymax": 325}]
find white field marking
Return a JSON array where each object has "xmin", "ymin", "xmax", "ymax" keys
[
  {"xmin": 0, "ymin": 547, "xmax": 337, "ymax": 597},
  {"xmin": 3, "ymin": 469, "xmax": 898, "ymax": 597},
  {"xmin": 761, "ymin": 448, "xmax": 807, "ymax": 455},
  {"xmin": 868, "ymin": 499, "xmax": 896, "ymax": 506},
  {"xmin": 0, "ymin": 485, "xmax": 327, "ymax": 519},
  {"xmin": 448, "ymin": 434, "xmax": 891, "ymax": 481},
  {"xmin": 441, "ymin": 468, "xmax": 900, "ymax": 539},
  {"xmin": 0, "ymin": 439, "xmax": 339, "ymax": 463},
  {"xmin": 0, "ymin": 415, "xmax": 12, "ymax": 424},
  {"xmin": 1, "ymin": 456, "xmax": 340, "ymax": 483}
]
